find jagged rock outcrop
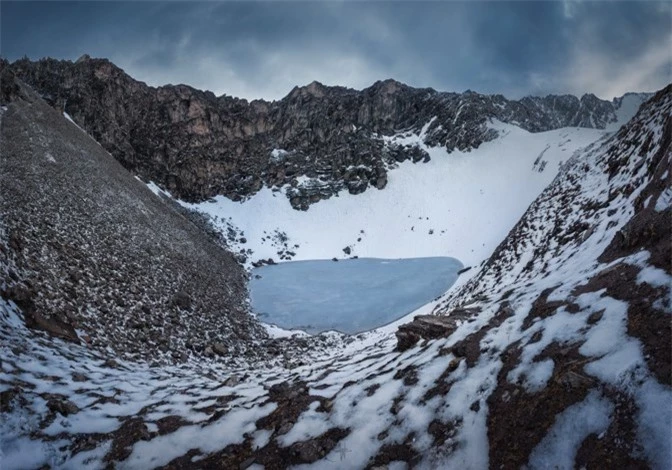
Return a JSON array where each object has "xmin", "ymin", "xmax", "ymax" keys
[
  {"xmin": 4, "ymin": 56, "xmax": 646, "ymax": 210},
  {"xmin": 395, "ymin": 307, "xmax": 481, "ymax": 351}
]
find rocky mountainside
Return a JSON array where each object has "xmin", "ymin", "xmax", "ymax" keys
[
  {"xmin": 0, "ymin": 71, "xmax": 269, "ymax": 363},
  {"xmin": 1, "ymin": 61, "xmax": 669, "ymax": 469},
  {"xmin": 404, "ymin": 83, "xmax": 672, "ymax": 468},
  {"xmin": 5, "ymin": 56, "xmax": 649, "ymax": 209}
]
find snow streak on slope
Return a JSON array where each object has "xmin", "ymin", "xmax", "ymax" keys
[{"xmin": 180, "ymin": 121, "xmax": 611, "ymax": 269}]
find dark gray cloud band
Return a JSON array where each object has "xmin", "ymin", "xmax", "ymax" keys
[{"xmin": 2, "ymin": 1, "xmax": 670, "ymax": 100}]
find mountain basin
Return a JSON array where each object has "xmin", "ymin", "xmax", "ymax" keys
[{"xmin": 249, "ymin": 257, "xmax": 463, "ymax": 335}]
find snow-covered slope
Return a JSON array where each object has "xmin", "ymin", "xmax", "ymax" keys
[
  {"xmin": 177, "ymin": 122, "xmax": 610, "ymax": 269},
  {"xmin": 421, "ymin": 84, "xmax": 672, "ymax": 469},
  {"xmin": 2, "ymin": 84, "xmax": 669, "ymax": 470},
  {"xmin": 609, "ymin": 92, "xmax": 653, "ymax": 131},
  {"xmin": 170, "ymin": 93, "xmax": 647, "ymax": 272}
]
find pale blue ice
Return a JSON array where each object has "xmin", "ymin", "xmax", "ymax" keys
[{"xmin": 249, "ymin": 257, "xmax": 463, "ymax": 334}]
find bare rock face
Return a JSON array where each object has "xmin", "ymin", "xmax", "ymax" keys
[{"xmin": 5, "ymin": 57, "xmax": 639, "ymax": 210}]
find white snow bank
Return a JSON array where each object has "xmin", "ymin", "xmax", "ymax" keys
[
  {"xmin": 63, "ymin": 112, "xmax": 85, "ymax": 132},
  {"xmin": 181, "ymin": 123, "xmax": 609, "ymax": 269}
]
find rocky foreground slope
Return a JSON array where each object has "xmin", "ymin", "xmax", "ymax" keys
[
  {"xmin": 0, "ymin": 65, "xmax": 669, "ymax": 469},
  {"xmin": 5, "ymin": 56, "xmax": 648, "ymax": 209}
]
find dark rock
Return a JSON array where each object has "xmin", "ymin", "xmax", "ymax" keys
[
  {"xmin": 375, "ymin": 175, "xmax": 388, "ymax": 189},
  {"xmin": 72, "ymin": 372, "xmax": 87, "ymax": 382},
  {"xmin": 587, "ymin": 310, "xmax": 604, "ymax": 324},
  {"xmin": 223, "ymin": 375, "xmax": 240, "ymax": 387},
  {"xmin": 529, "ymin": 331, "xmax": 543, "ymax": 344},
  {"xmin": 277, "ymin": 421, "xmax": 293, "ymax": 435},
  {"xmin": 239, "ymin": 457, "xmax": 256, "ymax": 470},
  {"xmin": 293, "ymin": 440, "xmax": 322, "ymax": 462},
  {"xmin": 172, "ymin": 291, "xmax": 192, "ymax": 310},
  {"xmin": 47, "ymin": 397, "xmax": 80, "ymax": 416},
  {"xmin": 0, "ymin": 388, "xmax": 22, "ymax": 412},
  {"xmin": 396, "ymin": 308, "xmax": 480, "ymax": 351}
]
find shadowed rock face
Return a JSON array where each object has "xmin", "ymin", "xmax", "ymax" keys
[{"xmin": 5, "ymin": 56, "xmax": 631, "ymax": 209}]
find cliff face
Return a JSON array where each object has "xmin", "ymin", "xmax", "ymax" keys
[{"xmin": 5, "ymin": 56, "xmax": 641, "ymax": 209}]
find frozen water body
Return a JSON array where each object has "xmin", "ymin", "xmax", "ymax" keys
[{"xmin": 249, "ymin": 257, "xmax": 463, "ymax": 334}]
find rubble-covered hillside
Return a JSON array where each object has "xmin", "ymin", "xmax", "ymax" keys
[
  {"xmin": 0, "ymin": 72, "xmax": 266, "ymax": 363},
  {"xmin": 1, "ymin": 64, "xmax": 669, "ymax": 469},
  {"xmin": 5, "ymin": 56, "xmax": 649, "ymax": 209}
]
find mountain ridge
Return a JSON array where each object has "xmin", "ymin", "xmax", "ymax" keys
[
  {"xmin": 2, "ymin": 56, "xmax": 651, "ymax": 210},
  {"xmin": 5, "ymin": 55, "xmax": 648, "ymax": 104}
]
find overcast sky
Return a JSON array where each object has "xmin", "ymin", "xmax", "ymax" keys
[{"xmin": 1, "ymin": 1, "xmax": 670, "ymax": 100}]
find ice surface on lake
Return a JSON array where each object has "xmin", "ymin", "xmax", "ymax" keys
[{"xmin": 249, "ymin": 257, "xmax": 463, "ymax": 334}]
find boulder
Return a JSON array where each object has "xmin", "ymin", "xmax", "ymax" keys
[
  {"xmin": 396, "ymin": 308, "xmax": 480, "ymax": 351},
  {"xmin": 47, "ymin": 397, "xmax": 80, "ymax": 416}
]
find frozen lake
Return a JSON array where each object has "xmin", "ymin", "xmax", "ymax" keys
[{"xmin": 249, "ymin": 257, "xmax": 463, "ymax": 334}]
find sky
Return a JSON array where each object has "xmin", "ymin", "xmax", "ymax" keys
[{"xmin": 1, "ymin": 1, "xmax": 670, "ymax": 101}]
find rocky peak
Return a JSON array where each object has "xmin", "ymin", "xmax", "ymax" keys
[
  {"xmin": 579, "ymin": 92, "xmax": 600, "ymax": 102},
  {"xmin": 75, "ymin": 53, "xmax": 91, "ymax": 63},
  {"xmin": 300, "ymin": 80, "xmax": 327, "ymax": 98},
  {"xmin": 368, "ymin": 78, "xmax": 411, "ymax": 95}
]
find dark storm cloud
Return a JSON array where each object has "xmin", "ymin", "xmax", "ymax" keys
[{"xmin": 1, "ymin": 1, "xmax": 670, "ymax": 100}]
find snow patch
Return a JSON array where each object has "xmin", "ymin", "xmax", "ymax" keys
[
  {"xmin": 63, "ymin": 112, "xmax": 85, "ymax": 133},
  {"xmin": 527, "ymin": 392, "xmax": 613, "ymax": 470},
  {"xmin": 270, "ymin": 148, "xmax": 289, "ymax": 162},
  {"xmin": 655, "ymin": 187, "xmax": 672, "ymax": 212}
]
